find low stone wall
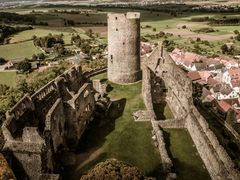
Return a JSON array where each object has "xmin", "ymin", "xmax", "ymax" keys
[
  {"xmin": 151, "ymin": 120, "xmax": 173, "ymax": 175},
  {"xmin": 156, "ymin": 118, "xmax": 186, "ymax": 129},
  {"xmin": 142, "ymin": 64, "xmax": 175, "ymax": 177}
]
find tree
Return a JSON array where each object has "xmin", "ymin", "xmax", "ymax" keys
[
  {"xmin": 0, "ymin": 57, "xmax": 6, "ymax": 65},
  {"xmin": 235, "ymin": 34, "xmax": 240, "ymax": 41},
  {"xmin": 182, "ymin": 25, "xmax": 187, "ymax": 29},
  {"xmin": 32, "ymin": 54, "xmax": 37, "ymax": 61},
  {"xmin": 38, "ymin": 53, "xmax": 45, "ymax": 60},
  {"xmin": 15, "ymin": 61, "xmax": 31, "ymax": 72},
  {"xmin": 221, "ymin": 44, "xmax": 228, "ymax": 54},
  {"xmin": 234, "ymin": 30, "xmax": 239, "ymax": 35}
]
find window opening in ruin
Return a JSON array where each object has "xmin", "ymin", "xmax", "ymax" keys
[
  {"xmin": 123, "ymin": 42, "xmax": 125, "ymax": 45},
  {"xmin": 116, "ymin": 28, "xmax": 118, "ymax": 31},
  {"xmin": 115, "ymin": 17, "xmax": 117, "ymax": 20}
]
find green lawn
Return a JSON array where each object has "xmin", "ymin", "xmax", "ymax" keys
[
  {"xmin": 0, "ymin": 41, "xmax": 41, "ymax": 60},
  {"xmin": 164, "ymin": 128, "xmax": 211, "ymax": 180},
  {"xmin": 64, "ymin": 73, "xmax": 162, "ymax": 179},
  {"xmin": 0, "ymin": 71, "xmax": 17, "ymax": 87}
]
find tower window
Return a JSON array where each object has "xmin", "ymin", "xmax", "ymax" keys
[
  {"xmin": 116, "ymin": 28, "xmax": 118, "ymax": 31},
  {"xmin": 110, "ymin": 55, "xmax": 113, "ymax": 63},
  {"xmin": 123, "ymin": 42, "xmax": 125, "ymax": 45},
  {"xmin": 115, "ymin": 17, "xmax": 117, "ymax": 20}
]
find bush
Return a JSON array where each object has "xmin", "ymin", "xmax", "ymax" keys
[
  {"xmin": 15, "ymin": 61, "xmax": 31, "ymax": 72},
  {"xmin": 182, "ymin": 25, "xmax": 187, "ymax": 29},
  {"xmin": 234, "ymin": 30, "xmax": 239, "ymax": 35},
  {"xmin": 0, "ymin": 57, "xmax": 7, "ymax": 65}
]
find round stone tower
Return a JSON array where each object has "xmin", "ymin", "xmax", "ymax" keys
[{"xmin": 107, "ymin": 12, "xmax": 141, "ymax": 84}]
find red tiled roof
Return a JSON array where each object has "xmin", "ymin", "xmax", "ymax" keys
[
  {"xmin": 187, "ymin": 71, "xmax": 201, "ymax": 81},
  {"xmin": 218, "ymin": 100, "xmax": 232, "ymax": 113},
  {"xmin": 208, "ymin": 77, "xmax": 220, "ymax": 86}
]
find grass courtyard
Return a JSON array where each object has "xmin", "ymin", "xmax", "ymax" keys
[
  {"xmin": 63, "ymin": 73, "xmax": 162, "ymax": 179},
  {"xmin": 164, "ymin": 128, "xmax": 211, "ymax": 180}
]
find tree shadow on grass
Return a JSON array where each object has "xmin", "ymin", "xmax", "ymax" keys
[{"xmin": 61, "ymin": 98, "xmax": 127, "ymax": 179}]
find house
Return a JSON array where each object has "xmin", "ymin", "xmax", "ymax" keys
[
  {"xmin": 222, "ymin": 68, "xmax": 240, "ymax": 87},
  {"xmin": 170, "ymin": 48, "xmax": 202, "ymax": 68},
  {"xmin": 210, "ymin": 83, "xmax": 239, "ymax": 100},
  {"xmin": 141, "ymin": 42, "xmax": 152, "ymax": 55},
  {"xmin": 5, "ymin": 59, "xmax": 24, "ymax": 69},
  {"xmin": 187, "ymin": 71, "xmax": 201, "ymax": 81},
  {"xmin": 30, "ymin": 61, "xmax": 40, "ymax": 70},
  {"xmin": 216, "ymin": 56, "xmax": 239, "ymax": 69}
]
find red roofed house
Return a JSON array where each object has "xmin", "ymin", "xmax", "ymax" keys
[{"xmin": 217, "ymin": 100, "xmax": 232, "ymax": 114}]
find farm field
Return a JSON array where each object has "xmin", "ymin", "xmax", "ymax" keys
[
  {"xmin": 0, "ymin": 41, "xmax": 42, "ymax": 60},
  {"xmin": 10, "ymin": 28, "xmax": 74, "ymax": 44},
  {"xmin": 0, "ymin": 71, "xmax": 17, "ymax": 87},
  {"xmin": 164, "ymin": 128, "xmax": 211, "ymax": 180},
  {"xmin": 63, "ymin": 73, "xmax": 162, "ymax": 179}
]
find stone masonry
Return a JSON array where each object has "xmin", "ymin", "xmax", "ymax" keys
[
  {"xmin": 107, "ymin": 12, "xmax": 141, "ymax": 84},
  {"xmin": 142, "ymin": 44, "xmax": 240, "ymax": 179},
  {"xmin": 1, "ymin": 66, "xmax": 106, "ymax": 180}
]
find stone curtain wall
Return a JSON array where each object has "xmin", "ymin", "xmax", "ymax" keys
[
  {"xmin": 2, "ymin": 66, "xmax": 96, "ymax": 180},
  {"xmin": 142, "ymin": 44, "xmax": 240, "ymax": 179},
  {"xmin": 142, "ymin": 65, "xmax": 156, "ymax": 119},
  {"xmin": 186, "ymin": 107, "xmax": 240, "ymax": 179}
]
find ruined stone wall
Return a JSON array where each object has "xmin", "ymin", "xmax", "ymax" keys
[
  {"xmin": 142, "ymin": 65, "xmax": 156, "ymax": 119},
  {"xmin": 141, "ymin": 62, "xmax": 174, "ymax": 177},
  {"xmin": 2, "ymin": 66, "xmax": 96, "ymax": 180},
  {"xmin": 157, "ymin": 118, "xmax": 185, "ymax": 129},
  {"xmin": 143, "ymin": 45, "xmax": 240, "ymax": 179},
  {"xmin": 186, "ymin": 107, "xmax": 240, "ymax": 179},
  {"xmin": 151, "ymin": 120, "xmax": 173, "ymax": 175},
  {"xmin": 108, "ymin": 12, "xmax": 141, "ymax": 84}
]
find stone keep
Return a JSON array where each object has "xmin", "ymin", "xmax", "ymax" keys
[{"xmin": 107, "ymin": 12, "xmax": 141, "ymax": 84}]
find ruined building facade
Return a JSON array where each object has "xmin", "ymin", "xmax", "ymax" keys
[
  {"xmin": 107, "ymin": 12, "xmax": 141, "ymax": 84},
  {"xmin": 1, "ymin": 66, "xmax": 103, "ymax": 180}
]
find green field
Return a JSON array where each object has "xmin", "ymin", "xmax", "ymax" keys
[
  {"xmin": 164, "ymin": 128, "xmax": 210, "ymax": 180},
  {"xmin": 0, "ymin": 41, "xmax": 41, "ymax": 60},
  {"xmin": 63, "ymin": 73, "xmax": 162, "ymax": 179},
  {"xmin": 0, "ymin": 71, "xmax": 17, "ymax": 87},
  {"xmin": 10, "ymin": 28, "xmax": 74, "ymax": 44}
]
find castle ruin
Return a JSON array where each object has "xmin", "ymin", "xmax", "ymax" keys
[
  {"xmin": 1, "ymin": 66, "xmax": 107, "ymax": 179},
  {"xmin": 2, "ymin": 11, "xmax": 240, "ymax": 180},
  {"xmin": 107, "ymin": 12, "xmax": 141, "ymax": 84}
]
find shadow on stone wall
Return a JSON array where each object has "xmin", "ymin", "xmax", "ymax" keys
[
  {"xmin": 61, "ymin": 98, "xmax": 126, "ymax": 179},
  {"xmin": 77, "ymin": 98, "xmax": 126, "ymax": 152},
  {"xmin": 153, "ymin": 102, "xmax": 168, "ymax": 120}
]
